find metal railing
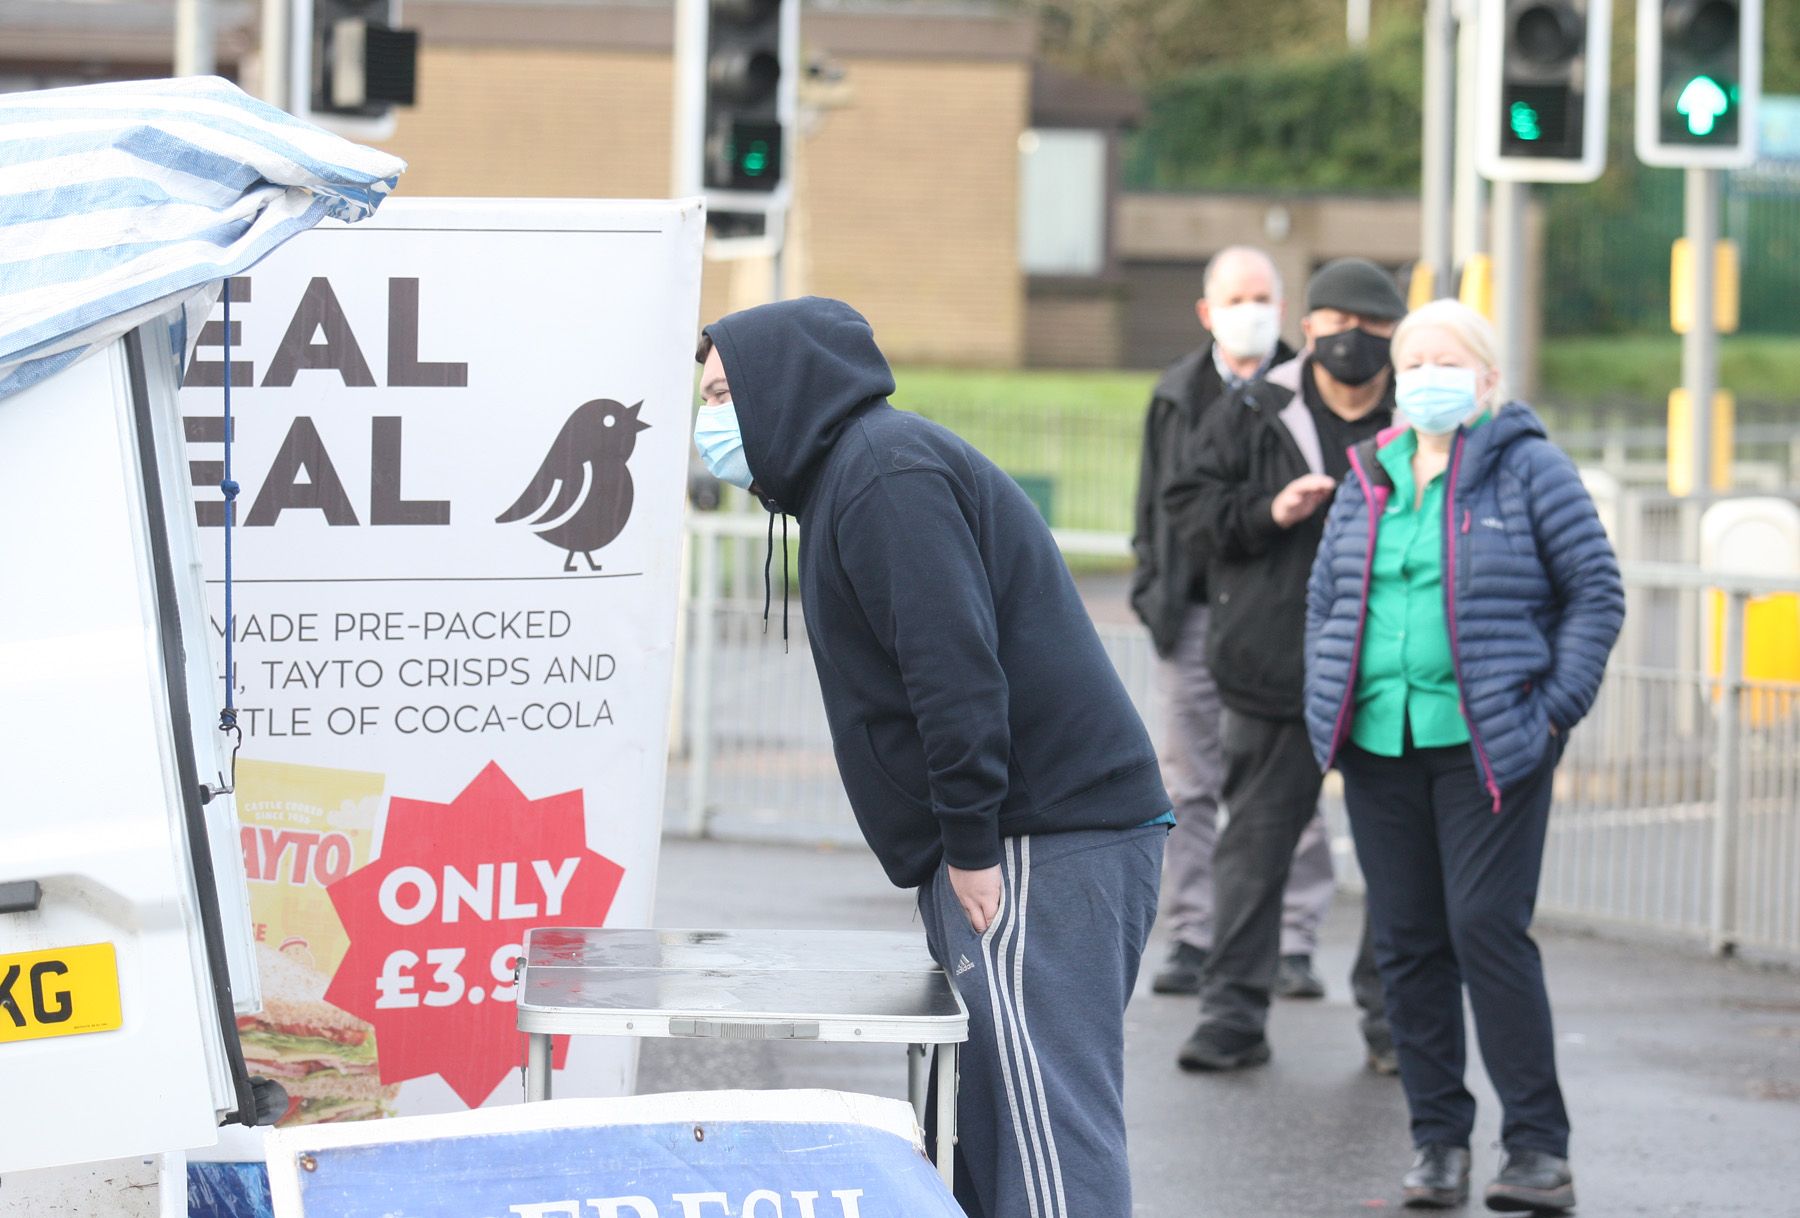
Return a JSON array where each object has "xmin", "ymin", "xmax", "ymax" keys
[
  {"xmin": 1553, "ymin": 422, "xmax": 1800, "ymax": 490},
  {"xmin": 670, "ymin": 511, "xmax": 1800, "ymax": 960},
  {"xmin": 1539, "ymin": 564, "xmax": 1800, "ymax": 957}
]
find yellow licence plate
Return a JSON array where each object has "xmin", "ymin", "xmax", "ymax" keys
[{"xmin": 0, "ymin": 943, "xmax": 123, "ymax": 1044}]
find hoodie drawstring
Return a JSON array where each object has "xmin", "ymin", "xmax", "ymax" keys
[
  {"xmin": 760, "ymin": 509, "xmax": 790, "ymax": 654},
  {"xmin": 763, "ymin": 510, "xmax": 775, "ymax": 632}
]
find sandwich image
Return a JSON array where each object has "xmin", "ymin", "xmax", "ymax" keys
[{"xmin": 237, "ymin": 942, "xmax": 398, "ymax": 1125}]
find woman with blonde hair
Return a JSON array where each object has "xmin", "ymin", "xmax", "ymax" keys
[{"xmin": 1304, "ymin": 299, "xmax": 1623, "ymax": 1213}]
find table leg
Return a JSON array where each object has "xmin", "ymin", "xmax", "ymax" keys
[
  {"xmin": 907, "ymin": 1044, "xmax": 928, "ymax": 1125},
  {"xmin": 525, "ymin": 1032, "xmax": 553, "ymax": 1102},
  {"xmin": 934, "ymin": 1042, "xmax": 957, "ymax": 1189}
]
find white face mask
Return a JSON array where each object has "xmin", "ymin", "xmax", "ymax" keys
[
  {"xmin": 1207, "ymin": 301, "xmax": 1281, "ymax": 361},
  {"xmin": 1396, "ymin": 365, "xmax": 1483, "ymax": 435}
]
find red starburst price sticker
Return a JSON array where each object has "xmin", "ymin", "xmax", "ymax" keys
[{"xmin": 326, "ymin": 761, "xmax": 624, "ymax": 1107}]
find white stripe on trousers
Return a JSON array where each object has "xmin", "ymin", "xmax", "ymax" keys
[
  {"xmin": 1010, "ymin": 839, "xmax": 1068, "ymax": 1215},
  {"xmin": 978, "ymin": 836, "xmax": 1065, "ymax": 1218},
  {"xmin": 977, "ymin": 860, "xmax": 1041, "ymax": 1218}
]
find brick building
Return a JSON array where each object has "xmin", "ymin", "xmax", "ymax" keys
[
  {"xmin": 1, "ymin": 0, "xmax": 1438, "ymax": 371},
  {"xmin": 383, "ymin": 0, "xmax": 1035, "ymax": 366},
  {"xmin": 1, "ymin": 0, "xmax": 1037, "ymax": 367}
]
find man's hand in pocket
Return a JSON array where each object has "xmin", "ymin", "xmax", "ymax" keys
[{"xmin": 948, "ymin": 864, "xmax": 1002, "ymax": 933}]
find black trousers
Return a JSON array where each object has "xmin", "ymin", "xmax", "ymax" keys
[
  {"xmin": 1199, "ymin": 708, "xmax": 1386, "ymax": 1040},
  {"xmin": 1339, "ymin": 737, "xmax": 1570, "ymax": 1158}
]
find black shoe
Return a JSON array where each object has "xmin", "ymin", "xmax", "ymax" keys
[
  {"xmin": 1176, "ymin": 1022, "xmax": 1271, "ymax": 1072},
  {"xmin": 1403, "ymin": 1144, "xmax": 1471, "ymax": 1209},
  {"xmin": 1275, "ymin": 953, "xmax": 1326, "ymax": 999},
  {"xmin": 1485, "ymin": 1148, "xmax": 1575, "ymax": 1213},
  {"xmin": 1151, "ymin": 942, "xmax": 1209, "ymax": 995}
]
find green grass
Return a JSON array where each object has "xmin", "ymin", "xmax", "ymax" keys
[
  {"xmin": 894, "ymin": 366, "xmax": 1157, "ymax": 420},
  {"xmin": 895, "ymin": 366, "xmax": 1155, "ymax": 537},
  {"xmin": 889, "ymin": 335, "xmax": 1800, "ymax": 539}
]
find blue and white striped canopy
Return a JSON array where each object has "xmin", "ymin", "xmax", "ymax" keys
[{"xmin": 0, "ymin": 75, "xmax": 406, "ymax": 401}]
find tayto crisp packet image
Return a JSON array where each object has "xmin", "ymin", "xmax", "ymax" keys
[
  {"xmin": 236, "ymin": 758, "xmax": 384, "ymax": 975},
  {"xmin": 234, "ymin": 759, "xmax": 393, "ymax": 1124}
]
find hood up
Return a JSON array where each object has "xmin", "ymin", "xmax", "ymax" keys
[{"xmin": 702, "ymin": 297, "xmax": 896, "ymax": 516}]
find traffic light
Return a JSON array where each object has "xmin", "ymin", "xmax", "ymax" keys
[
  {"xmin": 1477, "ymin": 0, "xmax": 1611, "ymax": 182},
  {"xmin": 1637, "ymin": 0, "xmax": 1763, "ymax": 167},
  {"xmin": 704, "ymin": 0, "xmax": 783, "ymax": 194},
  {"xmin": 295, "ymin": 0, "xmax": 418, "ymax": 140},
  {"xmin": 677, "ymin": 0, "xmax": 798, "ymax": 242}
]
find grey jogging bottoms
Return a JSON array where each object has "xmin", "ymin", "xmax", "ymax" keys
[{"xmin": 920, "ymin": 824, "xmax": 1165, "ymax": 1218}]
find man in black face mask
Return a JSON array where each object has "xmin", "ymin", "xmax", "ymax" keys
[{"xmin": 1163, "ymin": 257, "xmax": 1406, "ymax": 1072}]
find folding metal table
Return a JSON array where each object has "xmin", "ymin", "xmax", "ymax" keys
[{"xmin": 516, "ymin": 927, "xmax": 970, "ymax": 1186}]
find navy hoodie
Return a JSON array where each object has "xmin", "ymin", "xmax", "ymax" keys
[{"xmin": 704, "ymin": 298, "xmax": 1168, "ymax": 888}]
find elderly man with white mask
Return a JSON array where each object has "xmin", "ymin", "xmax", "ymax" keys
[{"xmin": 1128, "ymin": 247, "xmax": 1335, "ymax": 1001}]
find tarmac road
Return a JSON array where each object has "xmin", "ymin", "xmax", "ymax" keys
[{"xmin": 639, "ymin": 835, "xmax": 1800, "ymax": 1217}]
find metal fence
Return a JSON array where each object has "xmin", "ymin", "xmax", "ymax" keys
[
  {"xmin": 1554, "ymin": 422, "xmax": 1800, "ymax": 491},
  {"xmin": 669, "ymin": 512, "xmax": 1800, "ymax": 961},
  {"xmin": 1543, "ymin": 163, "xmax": 1800, "ymax": 336}
]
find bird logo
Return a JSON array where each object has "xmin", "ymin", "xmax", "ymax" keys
[{"xmin": 496, "ymin": 397, "xmax": 650, "ymax": 571}]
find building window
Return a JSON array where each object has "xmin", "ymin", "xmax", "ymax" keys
[{"xmin": 1018, "ymin": 128, "xmax": 1106, "ymax": 277}]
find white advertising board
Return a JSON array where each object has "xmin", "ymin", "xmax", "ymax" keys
[{"xmin": 175, "ymin": 199, "xmax": 703, "ymax": 1128}]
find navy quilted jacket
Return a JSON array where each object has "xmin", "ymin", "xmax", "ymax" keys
[{"xmin": 1304, "ymin": 403, "xmax": 1624, "ymax": 807}]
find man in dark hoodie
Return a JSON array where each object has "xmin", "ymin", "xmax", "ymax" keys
[{"xmin": 693, "ymin": 297, "xmax": 1171, "ymax": 1218}]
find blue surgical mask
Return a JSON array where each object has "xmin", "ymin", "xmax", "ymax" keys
[
  {"xmin": 1396, "ymin": 365, "xmax": 1481, "ymax": 435},
  {"xmin": 693, "ymin": 400, "xmax": 754, "ymax": 489}
]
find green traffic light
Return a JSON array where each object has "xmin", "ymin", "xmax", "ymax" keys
[
  {"xmin": 1676, "ymin": 74, "xmax": 1731, "ymax": 137},
  {"xmin": 1510, "ymin": 100, "xmax": 1544, "ymax": 142},
  {"xmin": 742, "ymin": 140, "xmax": 770, "ymax": 175}
]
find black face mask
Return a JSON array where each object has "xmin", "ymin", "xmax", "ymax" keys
[{"xmin": 1312, "ymin": 327, "xmax": 1392, "ymax": 387}]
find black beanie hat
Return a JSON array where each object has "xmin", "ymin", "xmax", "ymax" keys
[{"xmin": 1305, "ymin": 257, "xmax": 1407, "ymax": 319}]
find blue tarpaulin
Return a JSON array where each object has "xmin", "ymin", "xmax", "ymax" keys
[
  {"xmin": 190, "ymin": 1161, "xmax": 275, "ymax": 1218},
  {"xmin": 0, "ymin": 75, "xmax": 404, "ymax": 401}
]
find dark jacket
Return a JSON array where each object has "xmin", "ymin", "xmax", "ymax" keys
[
  {"xmin": 1163, "ymin": 356, "xmax": 1385, "ymax": 720},
  {"xmin": 1130, "ymin": 339, "xmax": 1295, "ymax": 657},
  {"xmin": 705, "ymin": 298, "xmax": 1168, "ymax": 889},
  {"xmin": 1304, "ymin": 404, "xmax": 1625, "ymax": 805}
]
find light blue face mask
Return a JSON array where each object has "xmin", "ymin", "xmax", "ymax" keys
[
  {"xmin": 1396, "ymin": 365, "xmax": 1482, "ymax": 436},
  {"xmin": 693, "ymin": 400, "xmax": 755, "ymax": 490}
]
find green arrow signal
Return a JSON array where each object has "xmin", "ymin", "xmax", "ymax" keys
[
  {"xmin": 1676, "ymin": 75, "xmax": 1730, "ymax": 137},
  {"xmin": 1510, "ymin": 101, "xmax": 1543, "ymax": 142}
]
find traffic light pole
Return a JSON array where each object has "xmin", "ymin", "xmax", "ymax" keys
[
  {"xmin": 672, "ymin": 0, "xmax": 706, "ymax": 200},
  {"xmin": 1683, "ymin": 166, "xmax": 1721, "ymax": 492},
  {"xmin": 1491, "ymin": 178, "xmax": 1528, "ymax": 395},
  {"xmin": 1451, "ymin": 0, "xmax": 1487, "ymax": 272},
  {"xmin": 1420, "ymin": 0, "xmax": 1456, "ymax": 299},
  {"xmin": 175, "ymin": 0, "xmax": 216, "ymax": 75},
  {"xmin": 258, "ymin": 0, "xmax": 289, "ymax": 107}
]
